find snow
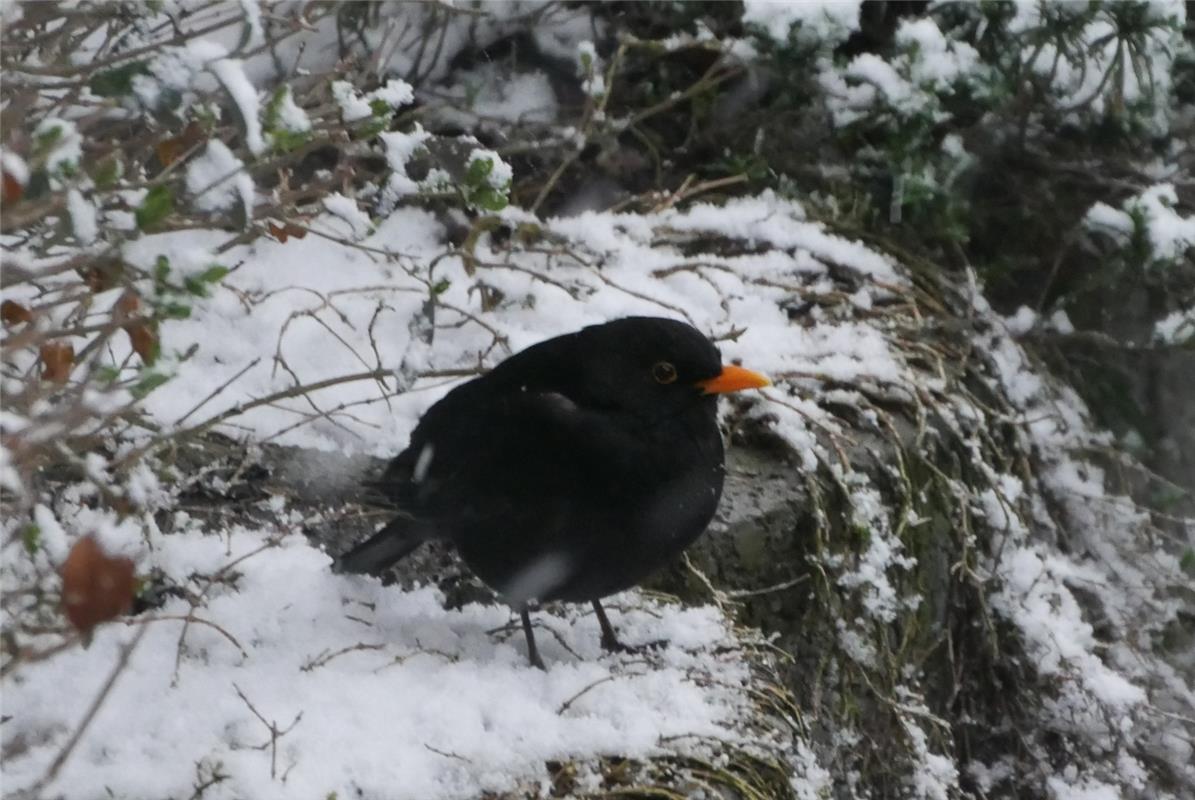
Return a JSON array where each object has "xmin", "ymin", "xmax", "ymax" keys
[
  {"xmin": 958, "ymin": 270, "xmax": 1187, "ymax": 791},
  {"xmin": 185, "ymin": 140, "xmax": 255, "ymax": 213},
  {"xmin": 333, "ymin": 80, "xmax": 415, "ymax": 122},
  {"xmin": 742, "ymin": 0, "xmax": 862, "ymax": 48},
  {"xmin": 845, "ymin": 54, "xmax": 911, "ymax": 107},
  {"xmin": 270, "ymin": 86, "xmax": 311, "ymax": 132},
  {"xmin": 66, "ymin": 189, "xmax": 97, "ymax": 244},
  {"xmin": 824, "ymin": 17, "xmax": 987, "ymax": 126},
  {"xmin": 1084, "ymin": 200, "xmax": 1133, "ymax": 235},
  {"xmin": 1, "ymin": 166, "xmax": 938, "ymax": 795},
  {"xmin": 134, "ymin": 39, "xmax": 229, "ymax": 110},
  {"xmin": 835, "ymin": 483, "xmax": 916, "ymax": 623},
  {"xmin": 238, "ymin": 0, "xmax": 264, "ymax": 50},
  {"xmin": 1125, "ymin": 183, "xmax": 1195, "ymax": 262},
  {"xmin": 4, "ymin": 7, "xmax": 1192, "ymax": 796},
  {"xmin": 332, "ymin": 80, "xmax": 373, "ymax": 122},
  {"xmin": 1154, "ymin": 308, "xmax": 1194, "ymax": 343},
  {"xmin": 1, "ymin": 148, "xmax": 29, "ymax": 185},
  {"xmin": 1004, "ymin": 305, "xmax": 1037, "ymax": 336},
  {"xmin": 1008, "ymin": 2, "xmax": 1187, "ymax": 132},
  {"xmin": 1087, "ymin": 183, "xmax": 1195, "ymax": 265},
  {"xmin": 894, "ymin": 18, "xmax": 981, "ymax": 91},
  {"xmin": 81, "ymin": 190, "xmax": 908, "ymax": 456},
  {"xmin": 902, "ymin": 708, "xmax": 960, "ymax": 800},
  {"xmin": 380, "ymin": 125, "xmax": 433, "ymax": 201},
  {"xmin": 210, "ymin": 58, "xmax": 265, "ymax": 156},
  {"xmin": 1046, "ymin": 776, "xmax": 1122, "ymax": 800},
  {"xmin": 34, "ymin": 117, "xmax": 82, "ymax": 178},
  {"xmin": 467, "ymin": 148, "xmax": 513, "ymax": 189},
  {"xmin": 1047, "ymin": 309, "xmax": 1075, "ymax": 335},
  {"xmin": 576, "ymin": 40, "xmax": 605, "ymax": 98},
  {"xmin": 321, "ymin": 192, "xmax": 373, "ymax": 239},
  {"xmin": 438, "ymin": 69, "xmax": 558, "ymax": 129},
  {"xmin": 1, "ymin": 525, "xmax": 753, "ymax": 800},
  {"xmin": 370, "ymin": 78, "xmax": 415, "ymax": 109}
]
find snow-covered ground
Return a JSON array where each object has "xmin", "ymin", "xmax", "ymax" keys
[
  {"xmin": 4, "ymin": 524, "xmax": 757, "ymax": 798},
  {"xmin": 4, "ymin": 177, "xmax": 1191, "ymax": 799},
  {"xmin": 3, "ymin": 2, "xmax": 1192, "ymax": 798},
  {"xmin": 5, "ymin": 191, "xmax": 896, "ymax": 798}
]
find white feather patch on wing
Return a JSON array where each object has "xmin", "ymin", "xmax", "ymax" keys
[
  {"xmin": 501, "ymin": 551, "xmax": 574, "ymax": 605},
  {"xmin": 413, "ymin": 443, "xmax": 435, "ymax": 484}
]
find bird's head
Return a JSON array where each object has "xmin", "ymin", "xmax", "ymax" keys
[{"xmin": 571, "ymin": 317, "xmax": 769, "ymax": 419}]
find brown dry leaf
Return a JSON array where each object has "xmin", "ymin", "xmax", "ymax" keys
[
  {"xmin": 125, "ymin": 322, "xmax": 158, "ymax": 364},
  {"xmin": 1, "ymin": 299, "xmax": 33, "ymax": 326},
  {"xmin": 155, "ymin": 120, "xmax": 205, "ymax": 167},
  {"xmin": 81, "ymin": 260, "xmax": 125, "ymax": 293},
  {"xmin": 2, "ymin": 170, "xmax": 23, "ymax": 204},
  {"xmin": 40, "ymin": 341, "xmax": 75, "ymax": 383},
  {"xmin": 267, "ymin": 221, "xmax": 308, "ymax": 243},
  {"xmin": 115, "ymin": 289, "xmax": 141, "ymax": 320},
  {"xmin": 60, "ymin": 535, "xmax": 136, "ymax": 634}
]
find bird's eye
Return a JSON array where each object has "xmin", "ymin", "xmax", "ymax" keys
[{"xmin": 652, "ymin": 361, "xmax": 678, "ymax": 384}]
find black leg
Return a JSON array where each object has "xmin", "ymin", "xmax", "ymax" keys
[
  {"xmin": 593, "ymin": 599, "xmax": 670, "ymax": 655},
  {"xmin": 521, "ymin": 608, "xmax": 547, "ymax": 671},
  {"xmin": 592, "ymin": 599, "xmax": 626, "ymax": 653}
]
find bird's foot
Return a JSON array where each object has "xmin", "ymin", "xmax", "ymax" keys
[
  {"xmin": 592, "ymin": 599, "xmax": 667, "ymax": 657},
  {"xmin": 599, "ymin": 633, "xmax": 667, "ymax": 656}
]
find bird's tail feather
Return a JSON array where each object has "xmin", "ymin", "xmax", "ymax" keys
[{"xmin": 333, "ymin": 516, "xmax": 425, "ymax": 576}]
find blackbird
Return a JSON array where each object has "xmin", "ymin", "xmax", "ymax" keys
[{"xmin": 334, "ymin": 316, "xmax": 768, "ymax": 668}]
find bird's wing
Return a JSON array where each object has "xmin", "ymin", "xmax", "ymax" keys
[{"xmin": 384, "ymin": 385, "xmax": 651, "ymax": 530}]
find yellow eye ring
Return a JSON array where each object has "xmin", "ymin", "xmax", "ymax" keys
[{"xmin": 652, "ymin": 361, "xmax": 678, "ymax": 384}]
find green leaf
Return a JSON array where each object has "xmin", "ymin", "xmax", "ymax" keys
[
  {"xmin": 264, "ymin": 86, "xmax": 289, "ymax": 125},
  {"xmin": 91, "ymin": 156, "xmax": 123, "ymax": 189},
  {"xmin": 96, "ymin": 366, "xmax": 122, "ymax": 384},
  {"xmin": 154, "ymin": 255, "xmax": 171, "ymax": 285},
  {"xmin": 465, "ymin": 156, "xmax": 494, "ymax": 187},
  {"xmin": 1180, "ymin": 549, "xmax": 1195, "ymax": 575},
  {"xmin": 182, "ymin": 264, "xmax": 230, "ymax": 296},
  {"xmin": 131, "ymin": 371, "xmax": 171, "ymax": 399},
  {"xmin": 89, "ymin": 61, "xmax": 150, "ymax": 98},
  {"xmin": 182, "ymin": 276, "xmax": 208, "ymax": 296},
  {"xmin": 461, "ymin": 156, "xmax": 510, "ymax": 210},
  {"xmin": 136, "ymin": 185, "xmax": 174, "ymax": 230},
  {"xmin": 467, "ymin": 185, "xmax": 509, "ymax": 212},
  {"xmin": 368, "ymin": 98, "xmax": 392, "ymax": 118},
  {"xmin": 431, "ymin": 278, "xmax": 451, "ymax": 296},
  {"xmin": 197, "ymin": 265, "xmax": 230, "ymax": 284},
  {"xmin": 160, "ymin": 302, "xmax": 192, "ymax": 320},
  {"xmin": 22, "ymin": 524, "xmax": 41, "ymax": 555},
  {"xmin": 270, "ymin": 128, "xmax": 310, "ymax": 153},
  {"xmin": 34, "ymin": 125, "xmax": 63, "ymax": 153},
  {"xmin": 264, "ymin": 86, "xmax": 309, "ymax": 151},
  {"xmin": 355, "ymin": 118, "xmax": 388, "ymax": 139}
]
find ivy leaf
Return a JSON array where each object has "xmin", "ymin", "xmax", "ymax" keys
[
  {"xmin": 136, "ymin": 185, "xmax": 174, "ymax": 231},
  {"xmin": 89, "ymin": 60, "xmax": 150, "ymax": 98}
]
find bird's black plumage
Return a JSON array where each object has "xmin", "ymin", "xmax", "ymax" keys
[{"xmin": 334, "ymin": 316, "xmax": 768, "ymax": 667}]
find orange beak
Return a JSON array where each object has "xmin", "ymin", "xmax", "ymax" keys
[{"xmin": 696, "ymin": 364, "xmax": 770, "ymax": 395}]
